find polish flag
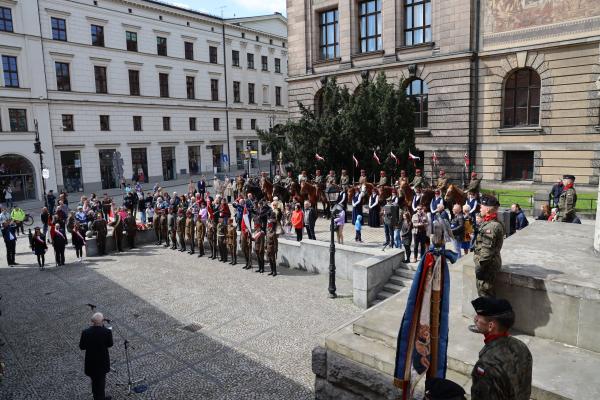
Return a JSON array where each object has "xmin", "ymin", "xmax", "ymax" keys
[
  {"xmin": 464, "ymin": 152, "xmax": 470, "ymax": 167},
  {"xmin": 432, "ymin": 151, "xmax": 439, "ymax": 166},
  {"xmin": 352, "ymin": 154, "xmax": 359, "ymax": 168},
  {"xmin": 241, "ymin": 206, "xmax": 250, "ymax": 234},
  {"xmin": 315, "ymin": 153, "xmax": 325, "ymax": 162},
  {"xmin": 408, "ymin": 152, "xmax": 421, "ymax": 161},
  {"xmin": 373, "ymin": 151, "xmax": 381, "ymax": 165},
  {"xmin": 390, "ymin": 151, "xmax": 399, "ymax": 165}
]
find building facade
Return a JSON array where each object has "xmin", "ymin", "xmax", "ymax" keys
[
  {"xmin": 0, "ymin": 0, "xmax": 288, "ymax": 201},
  {"xmin": 287, "ymin": 0, "xmax": 600, "ymax": 187}
]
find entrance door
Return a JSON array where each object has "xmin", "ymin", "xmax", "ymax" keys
[
  {"xmin": 131, "ymin": 148, "xmax": 148, "ymax": 183},
  {"xmin": 211, "ymin": 145, "xmax": 223, "ymax": 173},
  {"xmin": 188, "ymin": 146, "xmax": 201, "ymax": 175},
  {"xmin": 60, "ymin": 150, "xmax": 84, "ymax": 192},
  {"xmin": 0, "ymin": 154, "xmax": 36, "ymax": 202},
  {"xmin": 161, "ymin": 147, "xmax": 176, "ymax": 181},
  {"xmin": 99, "ymin": 149, "xmax": 118, "ymax": 190}
]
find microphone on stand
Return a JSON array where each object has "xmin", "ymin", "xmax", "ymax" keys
[{"xmin": 87, "ymin": 303, "xmax": 97, "ymax": 310}]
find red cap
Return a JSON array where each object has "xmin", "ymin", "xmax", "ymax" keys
[
  {"xmin": 471, "ymin": 172, "xmax": 477, "ymax": 177},
  {"xmin": 416, "ymin": 169, "xmax": 422, "ymax": 173}
]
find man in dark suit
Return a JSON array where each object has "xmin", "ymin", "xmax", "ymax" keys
[{"xmin": 79, "ymin": 312, "xmax": 113, "ymax": 400}]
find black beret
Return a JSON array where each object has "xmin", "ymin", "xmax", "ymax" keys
[
  {"xmin": 425, "ymin": 378, "xmax": 466, "ymax": 399},
  {"xmin": 562, "ymin": 174, "xmax": 575, "ymax": 181},
  {"xmin": 480, "ymin": 195, "xmax": 499, "ymax": 207},
  {"xmin": 471, "ymin": 296, "xmax": 513, "ymax": 317}
]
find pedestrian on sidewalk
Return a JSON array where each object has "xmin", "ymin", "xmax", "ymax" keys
[
  {"xmin": 291, "ymin": 203, "xmax": 304, "ymax": 241},
  {"xmin": 50, "ymin": 223, "xmax": 67, "ymax": 266},
  {"xmin": 31, "ymin": 227, "xmax": 47, "ymax": 269},
  {"xmin": 2, "ymin": 185, "xmax": 13, "ymax": 209},
  {"xmin": 333, "ymin": 206, "xmax": 345, "ymax": 244},
  {"xmin": 400, "ymin": 212, "xmax": 412, "ymax": 263},
  {"xmin": 47, "ymin": 190, "xmax": 56, "ymax": 216},
  {"xmin": 1, "ymin": 220, "xmax": 18, "ymax": 266},
  {"xmin": 41, "ymin": 207, "xmax": 50, "ymax": 237},
  {"xmin": 72, "ymin": 222, "xmax": 87, "ymax": 262},
  {"xmin": 303, "ymin": 200, "xmax": 317, "ymax": 240},
  {"xmin": 450, "ymin": 204, "xmax": 465, "ymax": 258}
]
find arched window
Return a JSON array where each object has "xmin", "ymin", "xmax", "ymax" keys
[
  {"xmin": 503, "ymin": 68, "xmax": 540, "ymax": 127},
  {"xmin": 314, "ymin": 89, "xmax": 324, "ymax": 118},
  {"xmin": 406, "ymin": 79, "xmax": 428, "ymax": 128}
]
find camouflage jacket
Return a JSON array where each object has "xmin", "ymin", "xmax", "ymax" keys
[
  {"xmin": 176, "ymin": 216, "xmax": 186, "ymax": 233},
  {"xmin": 326, "ymin": 175, "xmax": 337, "ymax": 187},
  {"xmin": 436, "ymin": 177, "xmax": 449, "ymax": 190},
  {"xmin": 557, "ymin": 187, "xmax": 577, "ymax": 222},
  {"xmin": 471, "ymin": 336, "xmax": 532, "ymax": 400},
  {"xmin": 378, "ymin": 176, "xmax": 388, "ymax": 186},
  {"xmin": 340, "ymin": 175, "xmax": 350, "ymax": 188},
  {"xmin": 473, "ymin": 218, "xmax": 504, "ymax": 270},
  {"xmin": 313, "ymin": 175, "xmax": 323, "ymax": 185},
  {"xmin": 467, "ymin": 178, "xmax": 482, "ymax": 193},
  {"xmin": 226, "ymin": 225, "xmax": 237, "ymax": 247},
  {"xmin": 410, "ymin": 176, "xmax": 424, "ymax": 189},
  {"xmin": 266, "ymin": 231, "xmax": 278, "ymax": 255}
]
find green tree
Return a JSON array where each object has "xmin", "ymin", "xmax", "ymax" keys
[{"xmin": 258, "ymin": 72, "xmax": 416, "ymax": 180}]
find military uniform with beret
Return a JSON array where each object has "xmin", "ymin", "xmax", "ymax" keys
[
  {"xmin": 466, "ymin": 172, "xmax": 481, "ymax": 194},
  {"xmin": 470, "ymin": 297, "xmax": 533, "ymax": 400},
  {"xmin": 556, "ymin": 174, "xmax": 577, "ymax": 222},
  {"xmin": 410, "ymin": 169, "xmax": 425, "ymax": 189},
  {"xmin": 425, "ymin": 377, "xmax": 466, "ymax": 400},
  {"xmin": 473, "ymin": 195, "xmax": 505, "ymax": 297}
]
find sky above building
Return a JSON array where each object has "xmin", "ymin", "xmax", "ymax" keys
[{"xmin": 165, "ymin": 0, "xmax": 286, "ymax": 18}]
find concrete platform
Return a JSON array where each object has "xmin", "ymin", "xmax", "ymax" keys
[
  {"xmin": 315, "ymin": 255, "xmax": 600, "ymax": 399},
  {"xmin": 462, "ymin": 222, "xmax": 600, "ymax": 352}
]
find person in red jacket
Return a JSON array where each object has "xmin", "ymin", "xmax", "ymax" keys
[{"xmin": 290, "ymin": 203, "xmax": 304, "ymax": 242}]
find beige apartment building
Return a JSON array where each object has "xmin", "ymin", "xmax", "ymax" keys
[{"xmin": 286, "ymin": 0, "xmax": 600, "ymax": 187}]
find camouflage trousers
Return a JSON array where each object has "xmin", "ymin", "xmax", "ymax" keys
[{"xmin": 475, "ymin": 260, "xmax": 501, "ymax": 297}]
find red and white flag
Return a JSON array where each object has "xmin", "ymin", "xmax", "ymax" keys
[
  {"xmin": 315, "ymin": 153, "xmax": 325, "ymax": 162},
  {"xmin": 373, "ymin": 151, "xmax": 381, "ymax": 165},
  {"xmin": 464, "ymin": 152, "xmax": 470, "ymax": 167},
  {"xmin": 352, "ymin": 154, "xmax": 359, "ymax": 168},
  {"xmin": 432, "ymin": 151, "xmax": 439, "ymax": 166},
  {"xmin": 241, "ymin": 206, "xmax": 250, "ymax": 234},
  {"xmin": 408, "ymin": 152, "xmax": 421, "ymax": 161},
  {"xmin": 390, "ymin": 151, "xmax": 399, "ymax": 165}
]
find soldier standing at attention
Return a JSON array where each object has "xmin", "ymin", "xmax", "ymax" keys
[
  {"xmin": 195, "ymin": 210, "xmax": 206, "ymax": 257},
  {"xmin": 410, "ymin": 169, "xmax": 425, "ymax": 190},
  {"xmin": 340, "ymin": 169, "xmax": 350, "ymax": 191},
  {"xmin": 555, "ymin": 174, "xmax": 577, "ymax": 222},
  {"xmin": 153, "ymin": 206, "xmax": 161, "ymax": 245},
  {"xmin": 226, "ymin": 218, "xmax": 237, "ymax": 265},
  {"xmin": 241, "ymin": 219, "xmax": 252, "ymax": 269},
  {"xmin": 176, "ymin": 209, "xmax": 186, "ymax": 252},
  {"xmin": 469, "ymin": 297, "xmax": 532, "ymax": 400},
  {"xmin": 467, "ymin": 171, "xmax": 482, "ymax": 195},
  {"xmin": 185, "ymin": 209, "xmax": 195, "ymax": 255},
  {"xmin": 207, "ymin": 219, "xmax": 218, "ymax": 260},
  {"xmin": 266, "ymin": 219, "xmax": 278, "ymax": 277},
  {"xmin": 436, "ymin": 169, "xmax": 449, "ymax": 193},
  {"xmin": 217, "ymin": 217, "xmax": 227, "ymax": 263},
  {"xmin": 91, "ymin": 212, "xmax": 108, "ymax": 256},
  {"xmin": 473, "ymin": 195, "xmax": 505, "ymax": 297},
  {"xmin": 109, "ymin": 208, "xmax": 124, "ymax": 253},
  {"xmin": 377, "ymin": 170, "xmax": 387, "ymax": 187},
  {"xmin": 123, "ymin": 210, "xmax": 137, "ymax": 249},
  {"xmin": 165, "ymin": 208, "xmax": 174, "ymax": 249},
  {"xmin": 252, "ymin": 222, "xmax": 266, "ymax": 273}
]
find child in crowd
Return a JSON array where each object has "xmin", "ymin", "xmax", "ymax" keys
[
  {"xmin": 145, "ymin": 204, "xmax": 154, "ymax": 227},
  {"xmin": 354, "ymin": 214, "xmax": 362, "ymax": 243}
]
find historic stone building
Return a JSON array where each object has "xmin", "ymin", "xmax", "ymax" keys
[
  {"xmin": 0, "ymin": 0, "xmax": 288, "ymax": 201},
  {"xmin": 287, "ymin": 0, "xmax": 600, "ymax": 187}
]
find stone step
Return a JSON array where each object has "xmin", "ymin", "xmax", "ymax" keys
[
  {"xmin": 388, "ymin": 275, "xmax": 412, "ymax": 287},
  {"xmin": 375, "ymin": 290, "xmax": 395, "ymax": 301},
  {"xmin": 393, "ymin": 268, "xmax": 415, "ymax": 279},
  {"xmin": 382, "ymin": 283, "xmax": 406, "ymax": 294}
]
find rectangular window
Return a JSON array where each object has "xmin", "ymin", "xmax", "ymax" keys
[
  {"xmin": 186, "ymin": 76, "xmax": 195, "ymax": 99},
  {"xmin": 126, "ymin": 31, "xmax": 138, "ymax": 51},
  {"xmin": 159, "ymin": 73, "xmax": 169, "ymax": 97},
  {"xmin": 275, "ymin": 57, "xmax": 281, "ymax": 73},
  {"xmin": 51, "ymin": 17, "xmax": 67, "ymax": 41},
  {"xmin": 94, "ymin": 66, "xmax": 107, "ymax": 94},
  {"xmin": 8, "ymin": 109, "xmax": 27, "ymax": 132},
  {"xmin": 275, "ymin": 86, "xmax": 282, "ymax": 106},
  {"xmin": 261, "ymin": 55, "xmax": 268, "ymax": 71},
  {"xmin": 405, "ymin": 0, "xmax": 431, "ymax": 46},
  {"xmin": 55, "ymin": 62, "xmax": 71, "ymax": 91},
  {"xmin": 250, "ymin": 118, "xmax": 256, "ymax": 130},
  {"xmin": 157, "ymin": 36, "xmax": 167, "ymax": 56},
  {"xmin": 0, "ymin": 7, "xmax": 13, "ymax": 32},
  {"xmin": 248, "ymin": 83, "xmax": 255, "ymax": 104},
  {"xmin": 233, "ymin": 81, "xmax": 241, "ymax": 103},
  {"xmin": 504, "ymin": 151, "xmax": 534, "ymax": 181},
  {"xmin": 62, "ymin": 114, "xmax": 74, "ymax": 131},
  {"xmin": 185, "ymin": 41, "xmax": 194, "ymax": 60},
  {"xmin": 320, "ymin": 9, "xmax": 340, "ymax": 60},
  {"xmin": 163, "ymin": 116, "xmax": 171, "ymax": 131},
  {"xmin": 100, "ymin": 115, "xmax": 110, "ymax": 131},
  {"xmin": 91, "ymin": 24, "xmax": 105, "ymax": 47},
  {"xmin": 236, "ymin": 118, "xmax": 242, "ymax": 130},
  {"xmin": 209, "ymin": 46, "xmax": 218, "ymax": 64},
  {"xmin": 210, "ymin": 78, "xmax": 219, "ymax": 101},
  {"xmin": 189, "ymin": 117, "xmax": 196, "ymax": 131},
  {"xmin": 232, "ymin": 50, "xmax": 239, "ymax": 67},
  {"xmin": 128, "ymin": 70, "xmax": 140, "ymax": 95},
  {"xmin": 359, "ymin": 0, "xmax": 382, "ymax": 53},
  {"xmin": 2, "ymin": 55, "xmax": 19, "ymax": 88},
  {"xmin": 213, "ymin": 118, "xmax": 220, "ymax": 131},
  {"xmin": 133, "ymin": 116, "xmax": 142, "ymax": 131},
  {"xmin": 247, "ymin": 53, "xmax": 254, "ymax": 69}
]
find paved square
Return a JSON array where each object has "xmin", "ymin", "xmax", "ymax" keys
[{"xmin": 0, "ymin": 238, "xmax": 361, "ymax": 399}]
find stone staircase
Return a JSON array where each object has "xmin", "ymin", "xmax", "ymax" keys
[
  {"xmin": 372, "ymin": 263, "xmax": 416, "ymax": 304},
  {"xmin": 313, "ymin": 260, "xmax": 600, "ymax": 400}
]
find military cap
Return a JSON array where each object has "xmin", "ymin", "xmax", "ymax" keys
[
  {"xmin": 471, "ymin": 171, "xmax": 477, "ymax": 177},
  {"xmin": 439, "ymin": 169, "xmax": 445, "ymax": 175},
  {"xmin": 562, "ymin": 174, "xmax": 575, "ymax": 181},
  {"xmin": 425, "ymin": 378, "xmax": 466, "ymax": 399},
  {"xmin": 471, "ymin": 296, "xmax": 513, "ymax": 317},
  {"xmin": 480, "ymin": 195, "xmax": 499, "ymax": 207},
  {"xmin": 416, "ymin": 169, "xmax": 422, "ymax": 173}
]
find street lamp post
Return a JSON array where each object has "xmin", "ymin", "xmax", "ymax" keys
[
  {"xmin": 326, "ymin": 188, "xmax": 341, "ymax": 298},
  {"xmin": 33, "ymin": 120, "xmax": 48, "ymax": 208}
]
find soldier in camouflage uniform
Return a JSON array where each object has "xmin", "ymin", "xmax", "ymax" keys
[
  {"xmin": 377, "ymin": 170, "xmax": 388, "ymax": 187},
  {"xmin": 260, "ymin": 171, "xmax": 271, "ymax": 192},
  {"xmin": 241, "ymin": 222, "xmax": 252, "ymax": 269},
  {"xmin": 195, "ymin": 213, "xmax": 206, "ymax": 257},
  {"xmin": 236, "ymin": 175, "xmax": 245, "ymax": 198},
  {"xmin": 555, "ymin": 174, "xmax": 577, "ymax": 222},
  {"xmin": 266, "ymin": 219, "xmax": 278, "ymax": 276},
  {"xmin": 185, "ymin": 209, "xmax": 195, "ymax": 255},
  {"xmin": 397, "ymin": 170, "xmax": 408, "ymax": 188},
  {"xmin": 358, "ymin": 169, "xmax": 368, "ymax": 185},
  {"xmin": 466, "ymin": 171, "xmax": 482, "ymax": 195},
  {"xmin": 280, "ymin": 171, "xmax": 294, "ymax": 189},
  {"xmin": 473, "ymin": 195, "xmax": 504, "ymax": 297},
  {"xmin": 168, "ymin": 208, "xmax": 177, "ymax": 250},
  {"xmin": 252, "ymin": 222, "xmax": 266, "ymax": 273},
  {"xmin": 340, "ymin": 169, "xmax": 350, "ymax": 191},
  {"xmin": 160, "ymin": 209, "xmax": 169, "ymax": 247},
  {"xmin": 153, "ymin": 206, "xmax": 161, "ymax": 245},
  {"xmin": 298, "ymin": 170, "xmax": 308, "ymax": 184},
  {"xmin": 410, "ymin": 169, "xmax": 425, "ymax": 189},
  {"xmin": 176, "ymin": 209, "xmax": 186, "ymax": 252},
  {"xmin": 313, "ymin": 169, "xmax": 324, "ymax": 188},
  {"xmin": 226, "ymin": 218, "xmax": 237, "ymax": 265},
  {"xmin": 436, "ymin": 169, "xmax": 449, "ymax": 193},
  {"xmin": 325, "ymin": 170, "xmax": 337, "ymax": 190},
  {"xmin": 207, "ymin": 219, "xmax": 218, "ymax": 259},
  {"xmin": 217, "ymin": 217, "xmax": 227, "ymax": 262},
  {"xmin": 470, "ymin": 297, "xmax": 532, "ymax": 400}
]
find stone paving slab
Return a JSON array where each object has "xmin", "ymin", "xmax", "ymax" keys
[{"xmin": 0, "ymin": 236, "xmax": 361, "ymax": 399}]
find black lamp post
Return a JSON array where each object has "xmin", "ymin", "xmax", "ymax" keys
[
  {"xmin": 326, "ymin": 188, "xmax": 341, "ymax": 298},
  {"xmin": 33, "ymin": 120, "xmax": 48, "ymax": 208}
]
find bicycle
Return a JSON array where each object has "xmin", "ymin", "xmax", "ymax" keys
[{"xmin": 22, "ymin": 214, "xmax": 34, "ymax": 226}]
